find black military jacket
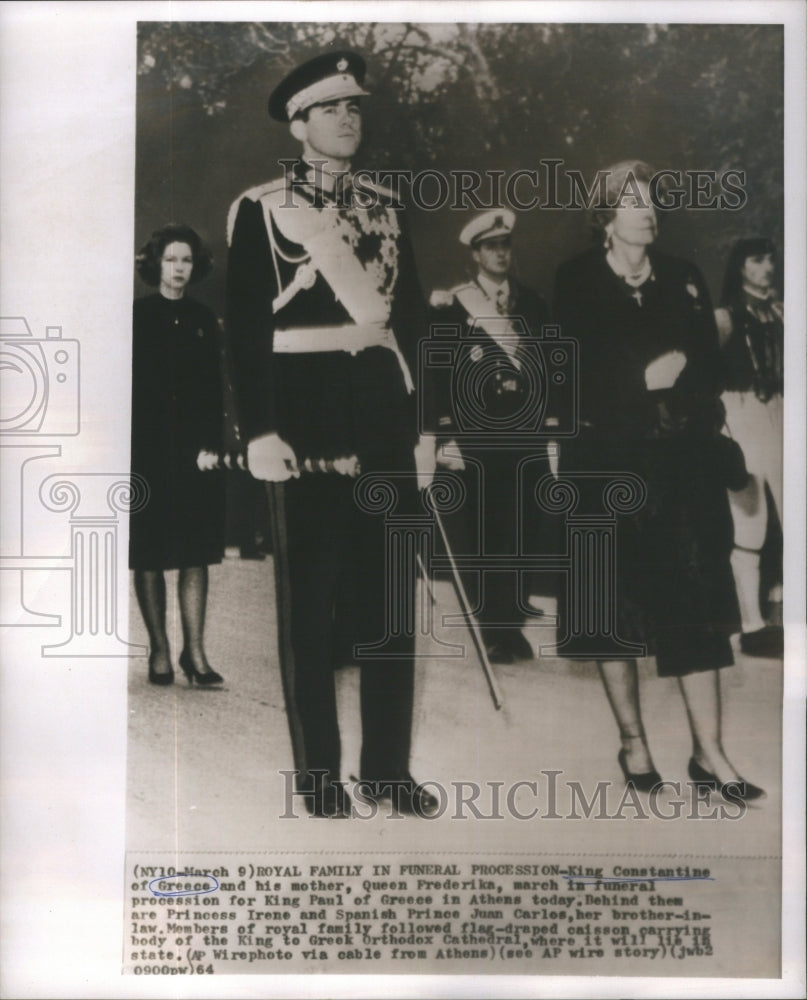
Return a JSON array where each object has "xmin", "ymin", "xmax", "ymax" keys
[
  {"xmin": 427, "ymin": 278, "xmax": 550, "ymax": 438},
  {"xmin": 226, "ymin": 161, "xmax": 429, "ymax": 465}
]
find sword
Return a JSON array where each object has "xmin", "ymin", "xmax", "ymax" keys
[
  {"xmin": 426, "ymin": 485, "xmax": 504, "ymax": 711},
  {"xmin": 415, "ymin": 553, "xmax": 438, "ymax": 608},
  {"xmin": 199, "ymin": 450, "xmax": 362, "ymax": 476}
]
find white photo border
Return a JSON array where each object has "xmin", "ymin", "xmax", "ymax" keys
[{"xmin": 0, "ymin": 1, "xmax": 804, "ymax": 997}]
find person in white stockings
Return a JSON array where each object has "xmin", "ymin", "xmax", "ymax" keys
[{"xmin": 715, "ymin": 238, "xmax": 784, "ymax": 659}]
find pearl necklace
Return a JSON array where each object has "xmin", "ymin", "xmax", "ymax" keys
[
  {"xmin": 606, "ymin": 250, "xmax": 654, "ymax": 305},
  {"xmin": 605, "ymin": 249, "xmax": 652, "ymax": 287}
]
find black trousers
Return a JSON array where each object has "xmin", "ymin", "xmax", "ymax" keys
[
  {"xmin": 269, "ymin": 458, "xmax": 417, "ymax": 785},
  {"xmin": 436, "ymin": 446, "xmax": 554, "ymax": 641}
]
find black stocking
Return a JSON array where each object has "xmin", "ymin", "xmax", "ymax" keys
[
  {"xmin": 179, "ymin": 565, "xmax": 210, "ymax": 670},
  {"xmin": 134, "ymin": 569, "xmax": 171, "ymax": 674}
]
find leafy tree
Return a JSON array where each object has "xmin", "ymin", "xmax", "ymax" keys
[{"xmin": 136, "ymin": 21, "xmax": 783, "ymax": 302}]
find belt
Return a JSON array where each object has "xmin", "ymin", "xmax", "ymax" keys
[{"xmin": 273, "ymin": 323, "xmax": 414, "ymax": 393}]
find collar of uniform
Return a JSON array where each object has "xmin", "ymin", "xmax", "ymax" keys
[
  {"xmin": 476, "ymin": 272, "xmax": 510, "ymax": 303},
  {"xmin": 294, "ymin": 157, "xmax": 353, "ymax": 205}
]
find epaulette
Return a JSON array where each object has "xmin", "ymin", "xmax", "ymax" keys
[
  {"xmin": 429, "ymin": 288, "xmax": 455, "ymax": 309},
  {"xmin": 226, "ymin": 178, "xmax": 286, "ymax": 246},
  {"xmin": 429, "ymin": 283, "xmax": 476, "ymax": 309}
]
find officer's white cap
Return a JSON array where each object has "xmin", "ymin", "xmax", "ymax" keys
[
  {"xmin": 269, "ymin": 51, "xmax": 370, "ymax": 123},
  {"xmin": 459, "ymin": 209, "xmax": 516, "ymax": 247}
]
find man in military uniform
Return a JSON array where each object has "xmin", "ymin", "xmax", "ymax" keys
[
  {"xmin": 429, "ymin": 210, "xmax": 552, "ymax": 664},
  {"xmin": 226, "ymin": 51, "xmax": 438, "ymax": 817}
]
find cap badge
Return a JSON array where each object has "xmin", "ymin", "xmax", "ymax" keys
[{"xmin": 337, "ymin": 58, "xmax": 348, "ymax": 71}]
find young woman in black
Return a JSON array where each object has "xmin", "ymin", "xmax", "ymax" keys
[{"xmin": 130, "ymin": 224, "xmax": 225, "ymax": 687}]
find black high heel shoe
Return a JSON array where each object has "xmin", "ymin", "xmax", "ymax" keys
[
  {"xmin": 179, "ymin": 650, "xmax": 223, "ymax": 687},
  {"xmin": 688, "ymin": 758, "xmax": 765, "ymax": 802},
  {"xmin": 618, "ymin": 748, "xmax": 662, "ymax": 792},
  {"xmin": 148, "ymin": 653, "xmax": 174, "ymax": 686}
]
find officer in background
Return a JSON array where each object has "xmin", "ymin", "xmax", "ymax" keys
[
  {"xmin": 429, "ymin": 210, "xmax": 552, "ymax": 664},
  {"xmin": 226, "ymin": 51, "xmax": 438, "ymax": 817}
]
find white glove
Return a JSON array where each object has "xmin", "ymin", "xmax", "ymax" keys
[
  {"xmin": 196, "ymin": 449, "xmax": 220, "ymax": 471},
  {"xmin": 414, "ymin": 434, "xmax": 437, "ymax": 488},
  {"xmin": 435, "ymin": 438, "xmax": 465, "ymax": 471},
  {"xmin": 247, "ymin": 433, "xmax": 299, "ymax": 482},
  {"xmin": 644, "ymin": 350, "xmax": 687, "ymax": 391}
]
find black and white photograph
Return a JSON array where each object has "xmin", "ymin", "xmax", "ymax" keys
[{"xmin": 0, "ymin": 2, "xmax": 805, "ymax": 997}]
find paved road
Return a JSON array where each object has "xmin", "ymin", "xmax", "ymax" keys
[{"xmin": 127, "ymin": 556, "xmax": 782, "ymax": 862}]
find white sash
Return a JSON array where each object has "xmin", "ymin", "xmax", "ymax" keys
[
  {"xmin": 453, "ymin": 284, "xmax": 522, "ymax": 365},
  {"xmin": 261, "ymin": 187, "xmax": 412, "ymax": 393},
  {"xmin": 263, "ymin": 190, "xmax": 390, "ymax": 325}
]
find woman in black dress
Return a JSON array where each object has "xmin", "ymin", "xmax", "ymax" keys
[
  {"xmin": 130, "ymin": 224, "xmax": 225, "ymax": 686},
  {"xmin": 554, "ymin": 161, "xmax": 762, "ymax": 800}
]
